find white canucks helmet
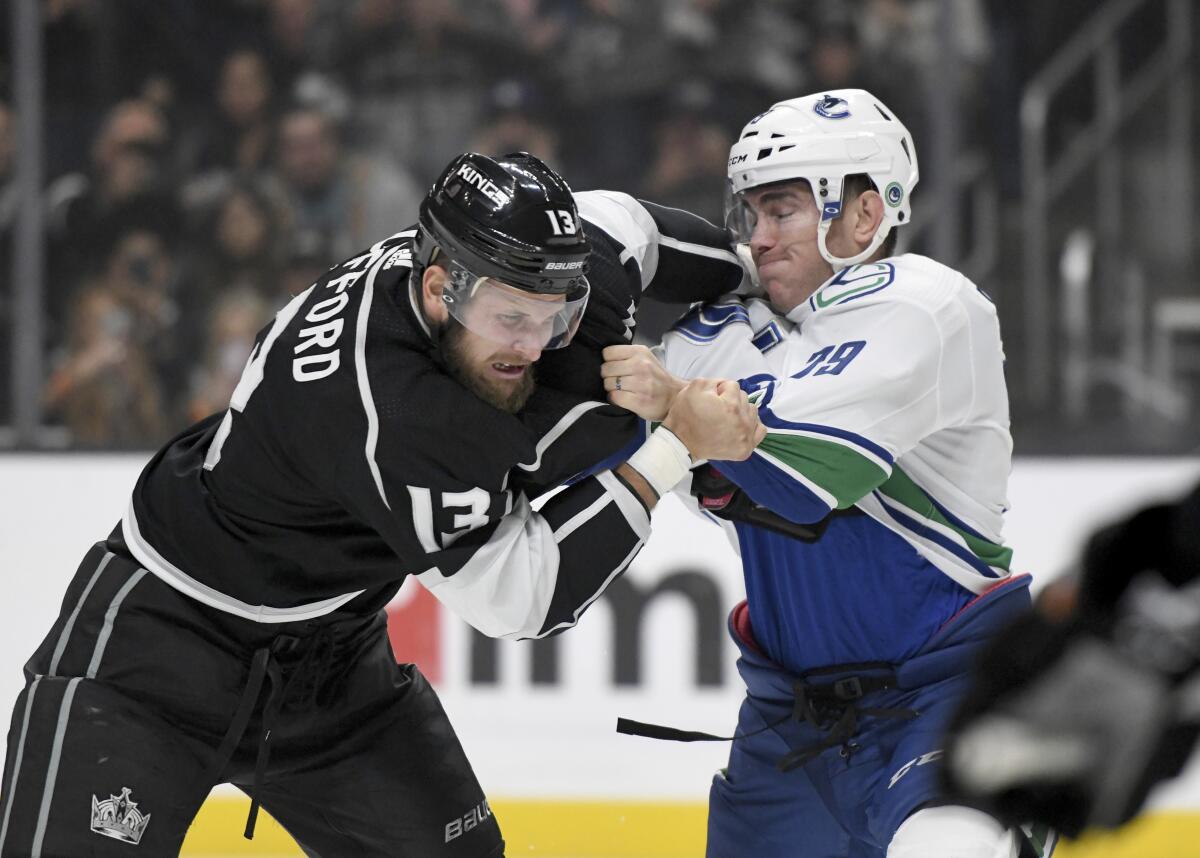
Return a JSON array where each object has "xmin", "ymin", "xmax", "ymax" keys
[{"xmin": 725, "ymin": 89, "xmax": 918, "ymax": 270}]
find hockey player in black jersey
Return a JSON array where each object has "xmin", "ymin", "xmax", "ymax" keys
[{"xmin": 0, "ymin": 152, "xmax": 763, "ymax": 857}]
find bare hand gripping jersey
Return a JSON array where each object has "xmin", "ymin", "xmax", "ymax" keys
[
  {"xmin": 113, "ymin": 192, "xmax": 744, "ymax": 638},
  {"xmin": 660, "ymin": 254, "xmax": 1015, "ymax": 671}
]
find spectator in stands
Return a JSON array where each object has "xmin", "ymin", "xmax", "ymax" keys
[
  {"xmin": 106, "ymin": 226, "xmax": 192, "ymax": 403},
  {"xmin": 270, "ymin": 104, "xmax": 422, "ymax": 257},
  {"xmin": 184, "ymin": 288, "xmax": 271, "ymax": 423},
  {"xmin": 44, "ymin": 100, "xmax": 181, "ymax": 343},
  {"xmin": 43, "ymin": 281, "xmax": 166, "ymax": 448},
  {"xmin": 191, "ymin": 179, "xmax": 283, "ymax": 304},
  {"xmin": 193, "ymin": 49, "xmax": 278, "ymax": 176}
]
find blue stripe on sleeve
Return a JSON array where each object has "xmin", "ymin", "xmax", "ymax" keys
[
  {"xmin": 756, "ymin": 405, "xmax": 895, "ymax": 466},
  {"xmin": 711, "ymin": 454, "xmax": 834, "ymax": 525}
]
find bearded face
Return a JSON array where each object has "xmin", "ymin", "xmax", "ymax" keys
[{"xmin": 440, "ymin": 318, "xmax": 537, "ymax": 414}]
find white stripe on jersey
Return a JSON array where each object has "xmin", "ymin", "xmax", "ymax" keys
[
  {"xmin": 659, "ymin": 234, "xmax": 742, "ymax": 268},
  {"xmin": 356, "ymin": 250, "xmax": 396, "ymax": 509},
  {"xmin": 121, "ymin": 501, "xmax": 366, "ymax": 622},
  {"xmin": 513, "ymin": 399, "xmax": 607, "ymax": 476},
  {"xmin": 204, "ymin": 284, "xmax": 314, "ymax": 471},
  {"xmin": 553, "ymin": 493, "xmax": 614, "ymax": 543},
  {"xmin": 752, "ymin": 448, "xmax": 840, "ymax": 510},
  {"xmin": 855, "ymin": 492, "xmax": 999, "ymax": 594},
  {"xmin": 538, "ymin": 470, "xmax": 648, "ymax": 637},
  {"xmin": 874, "ymin": 491, "xmax": 1007, "ymax": 577},
  {"xmin": 540, "ymin": 541, "xmax": 644, "ymax": 638}
]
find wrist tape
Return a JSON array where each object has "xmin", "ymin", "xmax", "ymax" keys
[{"xmin": 627, "ymin": 426, "xmax": 693, "ymax": 498}]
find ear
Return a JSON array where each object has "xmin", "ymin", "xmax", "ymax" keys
[
  {"xmin": 852, "ymin": 189, "xmax": 886, "ymax": 247},
  {"xmin": 422, "ymin": 264, "xmax": 449, "ymax": 323}
]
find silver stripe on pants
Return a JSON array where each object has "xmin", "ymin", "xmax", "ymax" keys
[
  {"xmin": 11, "ymin": 558, "xmax": 147, "ymax": 856},
  {"xmin": 86, "ymin": 570, "xmax": 146, "ymax": 679},
  {"xmin": 30, "ymin": 677, "xmax": 81, "ymax": 858},
  {"xmin": 0, "ymin": 676, "xmax": 41, "ymax": 854},
  {"xmin": 48, "ymin": 550, "xmax": 114, "ymax": 677}
]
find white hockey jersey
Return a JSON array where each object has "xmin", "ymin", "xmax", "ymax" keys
[{"xmin": 659, "ymin": 254, "xmax": 1016, "ymax": 671}]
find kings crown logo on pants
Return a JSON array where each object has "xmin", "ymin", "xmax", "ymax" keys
[{"xmin": 90, "ymin": 787, "xmax": 151, "ymax": 845}]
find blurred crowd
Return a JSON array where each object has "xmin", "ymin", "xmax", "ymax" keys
[{"xmin": 0, "ymin": 0, "xmax": 1083, "ymax": 447}]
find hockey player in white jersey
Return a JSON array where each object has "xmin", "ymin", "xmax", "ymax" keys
[{"xmin": 605, "ymin": 90, "xmax": 1053, "ymax": 858}]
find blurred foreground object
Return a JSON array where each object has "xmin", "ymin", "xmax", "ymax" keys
[{"xmin": 944, "ymin": 483, "xmax": 1200, "ymax": 836}]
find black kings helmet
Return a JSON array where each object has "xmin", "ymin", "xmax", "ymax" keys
[{"xmin": 418, "ymin": 151, "xmax": 589, "ymax": 296}]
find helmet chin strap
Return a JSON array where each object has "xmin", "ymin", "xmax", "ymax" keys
[{"xmin": 816, "ymin": 219, "xmax": 891, "ymax": 270}]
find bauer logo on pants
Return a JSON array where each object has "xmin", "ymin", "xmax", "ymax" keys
[
  {"xmin": 444, "ymin": 799, "xmax": 492, "ymax": 843},
  {"xmin": 90, "ymin": 787, "xmax": 151, "ymax": 845}
]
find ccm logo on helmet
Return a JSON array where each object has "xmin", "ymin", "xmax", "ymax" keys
[
  {"xmin": 729, "ymin": 153, "xmax": 748, "ymax": 167},
  {"xmin": 545, "ymin": 261, "xmax": 584, "ymax": 270},
  {"xmin": 455, "ymin": 163, "xmax": 510, "ymax": 208}
]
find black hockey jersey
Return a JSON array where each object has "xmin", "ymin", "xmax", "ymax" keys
[{"xmin": 110, "ymin": 191, "xmax": 743, "ymax": 638}]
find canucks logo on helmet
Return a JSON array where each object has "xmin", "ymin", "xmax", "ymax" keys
[
  {"xmin": 813, "ymin": 94, "xmax": 851, "ymax": 120},
  {"xmin": 885, "ymin": 182, "xmax": 904, "ymax": 207}
]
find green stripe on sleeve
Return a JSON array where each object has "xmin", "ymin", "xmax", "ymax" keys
[
  {"xmin": 878, "ymin": 467, "xmax": 1013, "ymax": 570},
  {"xmin": 756, "ymin": 433, "xmax": 890, "ymax": 509}
]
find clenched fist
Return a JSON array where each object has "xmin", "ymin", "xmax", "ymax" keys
[
  {"xmin": 663, "ymin": 379, "xmax": 765, "ymax": 462},
  {"xmin": 601, "ymin": 344, "xmax": 684, "ymax": 421}
]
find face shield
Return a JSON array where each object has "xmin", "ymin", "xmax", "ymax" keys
[
  {"xmin": 723, "ymin": 178, "xmax": 823, "ymax": 246},
  {"xmin": 441, "ymin": 259, "xmax": 589, "ymax": 351},
  {"xmin": 723, "ymin": 178, "xmax": 758, "ymax": 246}
]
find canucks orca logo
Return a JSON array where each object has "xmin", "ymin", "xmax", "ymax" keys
[
  {"xmin": 885, "ymin": 181, "xmax": 904, "ymax": 207},
  {"xmin": 813, "ymin": 94, "xmax": 851, "ymax": 120}
]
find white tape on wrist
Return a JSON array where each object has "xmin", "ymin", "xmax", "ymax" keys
[{"xmin": 627, "ymin": 426, "xmax": 693, "ymax": 498}]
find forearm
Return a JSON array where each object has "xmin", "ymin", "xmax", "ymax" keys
[{"xmin": 614, "ymin": 463, "xmax": 659, "ymax": 512}]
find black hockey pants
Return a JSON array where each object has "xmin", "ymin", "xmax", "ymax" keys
[{"xmin": 1, "ymin": 543, "xmax": 505, "ymax": 857}]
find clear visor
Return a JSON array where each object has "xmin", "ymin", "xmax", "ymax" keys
[
  {"xmin": 724, "ymin": 178, "xmax": 827, "ymax": 245},
  {"xmin": 723, "ymin": 180, "xmax": 758, "ymax": 245},
  {"xmin": 441, "ymin": 260, "xmax": 589, "ymax": 351}
]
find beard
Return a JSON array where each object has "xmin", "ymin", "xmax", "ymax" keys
[{"xmin": 441, "ymin": 320, "xmax": 536, "ymax": 414}]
